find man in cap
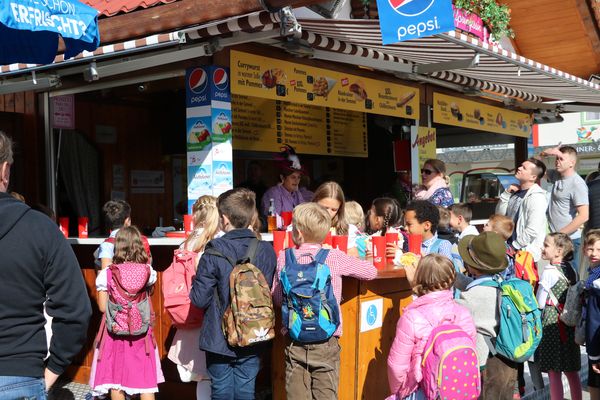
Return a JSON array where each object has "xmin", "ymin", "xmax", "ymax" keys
[
  {"xmin": 0, "ymin": 131, "xmax": 91, "ymax": 398},
  {"xmin": 454, "ymin": 232, "xmax": 517, "ymax": 399}
]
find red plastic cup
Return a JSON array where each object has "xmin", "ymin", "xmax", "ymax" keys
[
  {"xmin": 59, "ymin": 217, "xmax": 69, "ymax": 238},
  {"xmin": 408, "ymin": 234, "xmax": 423, "ymax": 255},
  {"xmin": 273, "ymin": 230, "xmax": 287, "ymax": 256},
  {"xmin": 323, "ymin": 231, "xmax": 333, "ymax": 246},
  {"xmin": 372, "ymin": 236, "xmax": 386, "ymax": 269},
  {"xmin": 385, "ymin": 232, "xmax": 399, "ymax": 261},
  {"xmin": 332, "ymin": 235, "xmax": 348, "ymax": 253},
  {"xmin": 184, "ymin": 214, "xmax": 193, "ymax": 234},
  {"xmin": 281, "ymin": 211, "xmax": 293, "ymax": 229},
  {"xmin": 287, "ymin": 231, "xmax": 294, "ymax": 249},
  {"xmin": 78, "ymin": 217, "xmax": 89, "ymax": 238}
]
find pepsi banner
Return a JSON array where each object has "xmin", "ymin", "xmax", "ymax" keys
[{"xmin": 376, "ymin": 0, "xmax": 455, "ymax": 44}]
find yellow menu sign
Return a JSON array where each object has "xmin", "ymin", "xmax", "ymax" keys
[
  {"xmin": 232, "ymin": 94, "xmax": 367, "ymax": 157},
  {"xmin": 231, "ymin": 50, "xmax": 419, "ymax": 119},
  {"xmin": 433, "ymin": 93, "xmax": 532, "ymax": 138}
]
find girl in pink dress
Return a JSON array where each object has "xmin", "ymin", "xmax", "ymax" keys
[{"xmin": 90, "ymin": 226, "xmax": 164, "ymax": 400}]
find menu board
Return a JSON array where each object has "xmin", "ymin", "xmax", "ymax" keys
[
  {"xmin": 231, "ymin": 50, "xmax": 419, "ymax": 120},
  {"xmin": 233, "ymin": 94, "xmax": 368, "ymax": 157},
  {"xmin": 433, "ymin": 93, "xmax": 532, "ymax": 138}
]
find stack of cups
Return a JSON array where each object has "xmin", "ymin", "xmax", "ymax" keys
[
  {"xmin": 372, "ymin": 236, "xmax": 386, "ymax": 269},
  {"xmin": 78, "ymin": 217, "xmax": 89, "ymax": 238},
  {"xmin": 59, "ymin": 217, "xmax": 69, "ymax": 238},
  {"xmin": 332, "ymin": 235, "xmax": 348, "ymax": 253}
]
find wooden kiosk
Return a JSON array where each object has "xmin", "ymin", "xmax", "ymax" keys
[{"xmin": 68, "ymin": 239, "xmax": 413, "ymax": 400}]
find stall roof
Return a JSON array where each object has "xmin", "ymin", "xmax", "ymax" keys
[{"xmin": 83, "ymin": 0, "xmax": 178, "ymax": 17}]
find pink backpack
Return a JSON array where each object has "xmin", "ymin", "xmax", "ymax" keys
[
  {"xmin": 106, "ymin": 263, "xmax": 152, "ymax": 336},
  {"xmin": 162, "ymin": 249, "xmax": 204, "ymax": 328},
  {"xmin": 421, "ymin": 324, "xmax": 480, "ymax": 400}
]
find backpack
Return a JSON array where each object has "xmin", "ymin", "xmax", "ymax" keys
[
  {"xmin": 280, "ymin": 248, "xmax": 340, "ymax": 343},
  {"xmin": 479, "ymin": 277, "xmax": 542, "ymax": 363},
  {"xmin": 162, "ymin": 249, "xmax": 204, "ymax": 328},
  {"xmin": 205, "ymin": 239, "xmax": 275, "ymax": 347},
  {"xmin": 560, "ymin": 281, "xmax": 585, "ymax": 327},
  {"xmin": 421, "ymin": 323, "xmax": 481, "ymax": 400},
  {"xmin": 512, "ymin": 250, "xmax": 539, "ymax": 288},
  {"xmin": 106, "ymin": 263, "xmax": 153, "ymax": 336}
]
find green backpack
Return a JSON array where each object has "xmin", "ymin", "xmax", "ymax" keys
[{"xmin": 205, "ymin": 239, "xmax": 275, "ymax": 347}]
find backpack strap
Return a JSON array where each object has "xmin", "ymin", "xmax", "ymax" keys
[
  {"xmin": 428, "ymin": 239, "xmax": 441, "ymax": 254},
  {"xmin": 314, "ymin": 248, "xmax": 330, "ymax": 265},
  {"xmin": 240, "ymin": 238, "xmax": 259, "ymax": 265},
  {"xmin": 204, "ymin": 246, "xmax": 236, "ymax": 266},
  {"xmin": 284, "ymin": 247, "xmax": 298, "ymax": 265},
  {"xmin": 474, "ymin": 277, "xmax": 502, "ymax": 356}
]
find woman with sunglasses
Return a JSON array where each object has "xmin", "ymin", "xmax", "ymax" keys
[{"xmin": 414, "ymin": 159, "xmax": 454, "ymax": 207}]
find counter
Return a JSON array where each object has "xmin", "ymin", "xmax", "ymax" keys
[
  {"xmin": 66, "ymin": 232, "xmax": 274, "ymax": 246},
  {"xmin": 66, "ymin": 240, "xmax": 412, "ymax": 400}
]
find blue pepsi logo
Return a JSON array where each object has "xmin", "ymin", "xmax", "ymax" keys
[
  {"xmin": 213, "ymin": 68, "xmax": 229, "ymax": 91},
  {"xmin": 188, "ymin": 68, "xmax": 208, "ymax": 94},
  {"xmin": 389, "ymin": 0, "xmax": 435, "ymax": 17}
]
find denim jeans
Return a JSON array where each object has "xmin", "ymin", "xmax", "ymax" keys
[
  {"xmin": 0, "ymin": 376, "xmax": 46, "ymax": 400},
  {"xmin": 205, "ymin": 352, "xmax": 260, "ymax": 400}
]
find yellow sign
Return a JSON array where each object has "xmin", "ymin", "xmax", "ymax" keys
[
  {"xmin": 232, "ymin": 95, "xmax": 367, "ymax": 157},
  {"xmin": 433, "ymin": 93, "xmax": 531, "ymax": 138},
  {"xmin": 231, "ymin": 50, "xmax": 419, "ymax": 119},
  {"xmin": 411, "ymin": 127, "xmax": 437, "ymax": 183}
]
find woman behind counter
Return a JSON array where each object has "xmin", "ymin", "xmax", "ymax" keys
[
  {"xmin": 414, "ymin": 158, "xmax": 454, "ymax": 207},
  {"xmin": 261, "ymin": 144, "xmax": 307, "ymax": 219}
]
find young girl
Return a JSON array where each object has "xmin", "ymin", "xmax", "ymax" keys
[
  {"xmin": 311, "ymin": 181, "xmax": 361, "ymax": 257},
  {"xmin": 360, "ymin": 197, "xmax": 406, "ymax": 259},
  {"xmin": 387, "ymin": 254, "xmax": 477, "ymax": 399},
  {"xmin": 167, "ymin": 196, "xmax": 219, "ymax": 399},
  {"xmin": 536, "ymin": 233, "xmax": 581, "ymax": 400},
  {"xmin": 583, "ymin": 229, "xmax": 600, "ymax": 400},
  {"xmin": 90, "ymin": 226, "xmax": 164, "ymax": 399},
  {"xmin": 345, "ymin": 200, "xmax": 365, "ymax": 232}
]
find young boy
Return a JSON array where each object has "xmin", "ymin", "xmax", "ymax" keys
[
  {"xmin": 455, "ymin": 232, "xmax": 517, "ymax": 399},
  {"xmin": 449, "ymin": 203, "xmax": 479, "ymax": 239},
  {"xmin": 484, "ymin": 214, "xmax": 516, "ymax": 279},
  {"xmin": 405, "ymin": 200, "xmax": 452, "ymax": 259},
  {"xmin": 271, "ymin": 203, "xmax": 377, "ymax": 399},
  {"xmin": 189, "ymin": 188, "xmax": 276, "ymax": 398}
]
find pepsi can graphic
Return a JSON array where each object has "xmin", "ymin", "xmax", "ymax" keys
[
  {"xmin": 186, "ymin": 67, "xmax": 210, "ymax": 107},
  {"xmin": 211, "ymin": 67, "xmax": 231, "ymax": 103}
]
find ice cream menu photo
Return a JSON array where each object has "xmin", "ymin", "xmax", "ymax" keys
[{"xmin": 231, "ymin": 50, "xmax": 419, "ymax": 119}]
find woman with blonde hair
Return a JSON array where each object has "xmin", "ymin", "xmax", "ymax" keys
[{"xmin": 414, "ymin": 159, "xmax": 454, "ymax": 207}]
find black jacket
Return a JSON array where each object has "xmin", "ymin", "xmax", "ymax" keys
[
  {"xmin": 587, "ymin": 177, "xmax": 600, "ymax": 230},
  {"xmin": 0, "ymin": 192, "xmax": 91, "ymax": 376},
  {"xmin": 190, "ymin": 229, "xmax": 276, "ymax": 357}
]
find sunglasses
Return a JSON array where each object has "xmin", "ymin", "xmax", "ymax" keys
[{"xmin": 420, "ymin": 169, "xmax": 435, "ymax": 175}]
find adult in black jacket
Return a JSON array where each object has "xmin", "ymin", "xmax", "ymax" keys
[
  {"xmin": 587, "ymin": 171, "xmax": 600, "ymax": 231},
  {"xmin": 0, "ymin": 132, "xmax": 91, "ymax": 397}
]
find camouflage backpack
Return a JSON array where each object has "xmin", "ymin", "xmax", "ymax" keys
[{"xmin": 205, "ymin": 239, "xmax": 275, "ymax": 347}]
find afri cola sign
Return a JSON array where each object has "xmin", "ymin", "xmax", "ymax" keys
[{"xmin": 376, "ymin": 0, "xmax": 455, "ymax": 45}]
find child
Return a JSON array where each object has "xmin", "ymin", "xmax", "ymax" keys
[
  {"xmin": 90, "ymin": 226, "xmax": 164, "ymax": 399},
  {"xmin": 483, "ymin": 214, "xmax": 515, "ymax": 279},
  {"xmin": 271, "ymin": 203, "xmax": 377, "ymax": 399},
  {"xmin": 436, "ymin": 206, "xmax": 457, "ymax": 244},
  {"xmin": 404, "ymin": 200, "xmax": 452, "ymax": 259},
  {"xmin": 312, "ymin": 181, "xmax": 361, "ymax": 257},
  {"xmin": 387, "ymin": 254, "xmax": 477, "ymax": 399},
  {"xmin": 360, "ymin": 197, "xmax": 405, "ymax": 259},
  {"xmin": 449, "ymin": 203, "xmax": 479, "ymax": 239},
  {"xmin": 345, "ymin": 200, "xmax": 365, "ymax": 232},
  {"xmin": 95, "ymin": 200, "xmax": 151, "ymax": 270},
  {"xmin": 582, "ymin": 229, "xmax": 600, "ymax": 400},
  {"xmin": 167, "ymin": 195, "xmax": 219, "ymax": 399},
  {"xmin": 190, "ymin": 188, "xmax": 276, "ymax": 398},
  {"xmin": 454, "ymin": 232, "xmax": 516, "ymax": 399},
  {"xmin": 536, "ymin": 233, "xmax": 582, "ymax": 400}
]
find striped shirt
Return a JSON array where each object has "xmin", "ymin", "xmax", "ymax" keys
[{"xmin": 271, "ymin": 243, "xmax": 378, "ymax": 337}]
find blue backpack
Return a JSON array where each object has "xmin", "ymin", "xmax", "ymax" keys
[
  {"xmin": 478, "ymin": 277, "xmax": 542, "ymax": 363},
  {"xmin": 280, "ymin": 248, "xmax": 340, "ymax": 343}
]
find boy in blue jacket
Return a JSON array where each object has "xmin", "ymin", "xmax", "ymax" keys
[{"xmin": 190, "ymin": 188, "xmax": 276, "ymax": 399}]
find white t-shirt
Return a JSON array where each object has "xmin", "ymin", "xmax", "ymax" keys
[
  {"xmin": 536, "ymin": 264, "xmax": 566, "ymax": 310},
  {"xmin": 458, "ymin": 225, "xmax": 479, "ymax": 239}
]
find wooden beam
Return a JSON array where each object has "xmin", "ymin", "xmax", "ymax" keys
[
  {"xmin": 95, "ymin": 0, "xmax": 324, "ymax": 45},
  {"xmin": 575, "ymin": 0, "xmax": 600, "ymax": 74}
]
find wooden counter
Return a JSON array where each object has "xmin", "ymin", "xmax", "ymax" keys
[{"xmin": 67, "ymin": 243, "xmax": 412, "ymax": 400}]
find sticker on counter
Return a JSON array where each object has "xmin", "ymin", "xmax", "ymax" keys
[{"xmin": 360, "ymin": 298, "xmax": 383, "ymax": 333}]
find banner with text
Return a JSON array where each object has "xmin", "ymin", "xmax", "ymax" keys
[
  {"xmin": 433, "ymin": 93, "xmax": 531, "ymax": 138},
  {"xmin": 231, "ymin": 50, "xmax": 419, "ymax": 119},
  {"xmin": 411, "ymin": 126, "xmax": 437, "ymax": 184},
  {"xmin": 232, "ymin": 95, "xmax": 367, "ymax": 157}
]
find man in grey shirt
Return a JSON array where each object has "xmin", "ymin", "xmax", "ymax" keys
[{"xmin": 540, "ymin": 145, "xmax": 589, "ymax": 273}]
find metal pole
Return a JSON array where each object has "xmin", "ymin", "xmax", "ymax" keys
[{"xmin": 43, "ymin": 93, "xmax": 57, "ymax": 213}]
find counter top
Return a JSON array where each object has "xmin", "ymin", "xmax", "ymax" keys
[
  {"xmin": 376, "ymin": 264, "xmax": 408, "ymax": 279},
  {"xmin": 67, "ymin": 237, "xmax": 186, "ymax": 246}
]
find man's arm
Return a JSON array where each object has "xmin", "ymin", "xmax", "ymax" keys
[
  {"xmin": 495, "ymin": 189, "xmax": 514, "ymax": 215},
  {"xmin": 559, "ymin": 204, "xmax": 589, "ymax": 235}
]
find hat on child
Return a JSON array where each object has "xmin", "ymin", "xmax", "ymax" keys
[{"xmin": 458, "ymin": 232, "xmax": 508, "ymax": 274}]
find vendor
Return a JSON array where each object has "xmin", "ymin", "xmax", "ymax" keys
[
  {"xmin": 261, "ymin": 145, "xmax": 308, "ymax": 218},
  {"xmin": 414, "ymin": 158, "xmax": 454, "ymax": 207}
]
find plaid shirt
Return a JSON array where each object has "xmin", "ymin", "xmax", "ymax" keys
[{"xmin": 271, "ymin": 243, "xmax": 378, "ymax": 337}]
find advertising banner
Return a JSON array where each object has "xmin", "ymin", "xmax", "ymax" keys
[
  {"xmin": 186, "ymin": 66, "xmax": 233, "ymax": 211},
  {"xmin": 231, "ymin": 50, "xmax": 419, "ymax": 120},
  {"xmin": 232, "ymin": 95, "xmax": 368, "ymax": 157},
  {"xmin": 410, "ymin": 126, "xmax": 437, "ymax": 183},
  {"xmin": 433, "ymin": 93, "xmax": 532, "ymax": 138},
  {"xmin": 376, "ymin": 0, "xmax": 455, "ymax": 45}
]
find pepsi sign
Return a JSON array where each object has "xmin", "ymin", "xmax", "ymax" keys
[
  {"xmin": 376, "ymin": 0, "xmax": 454, "ymax": 44},
  {"xmin": 185, "ymin": 66, "xmax": 231, "ymax": 107}
]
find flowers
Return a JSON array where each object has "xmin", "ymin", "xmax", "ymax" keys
[{"xmin": 454, "ymin": 0, "xmax": 514, "ymax": 41}]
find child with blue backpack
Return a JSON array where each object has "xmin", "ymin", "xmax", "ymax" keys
[
  {"xmin": 271, "ymin": 203, "xmax": 377, "ymax": 399},
  {"xmin": 386, "ymin": 254, "xmax": 478, "ymax": 400}
]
